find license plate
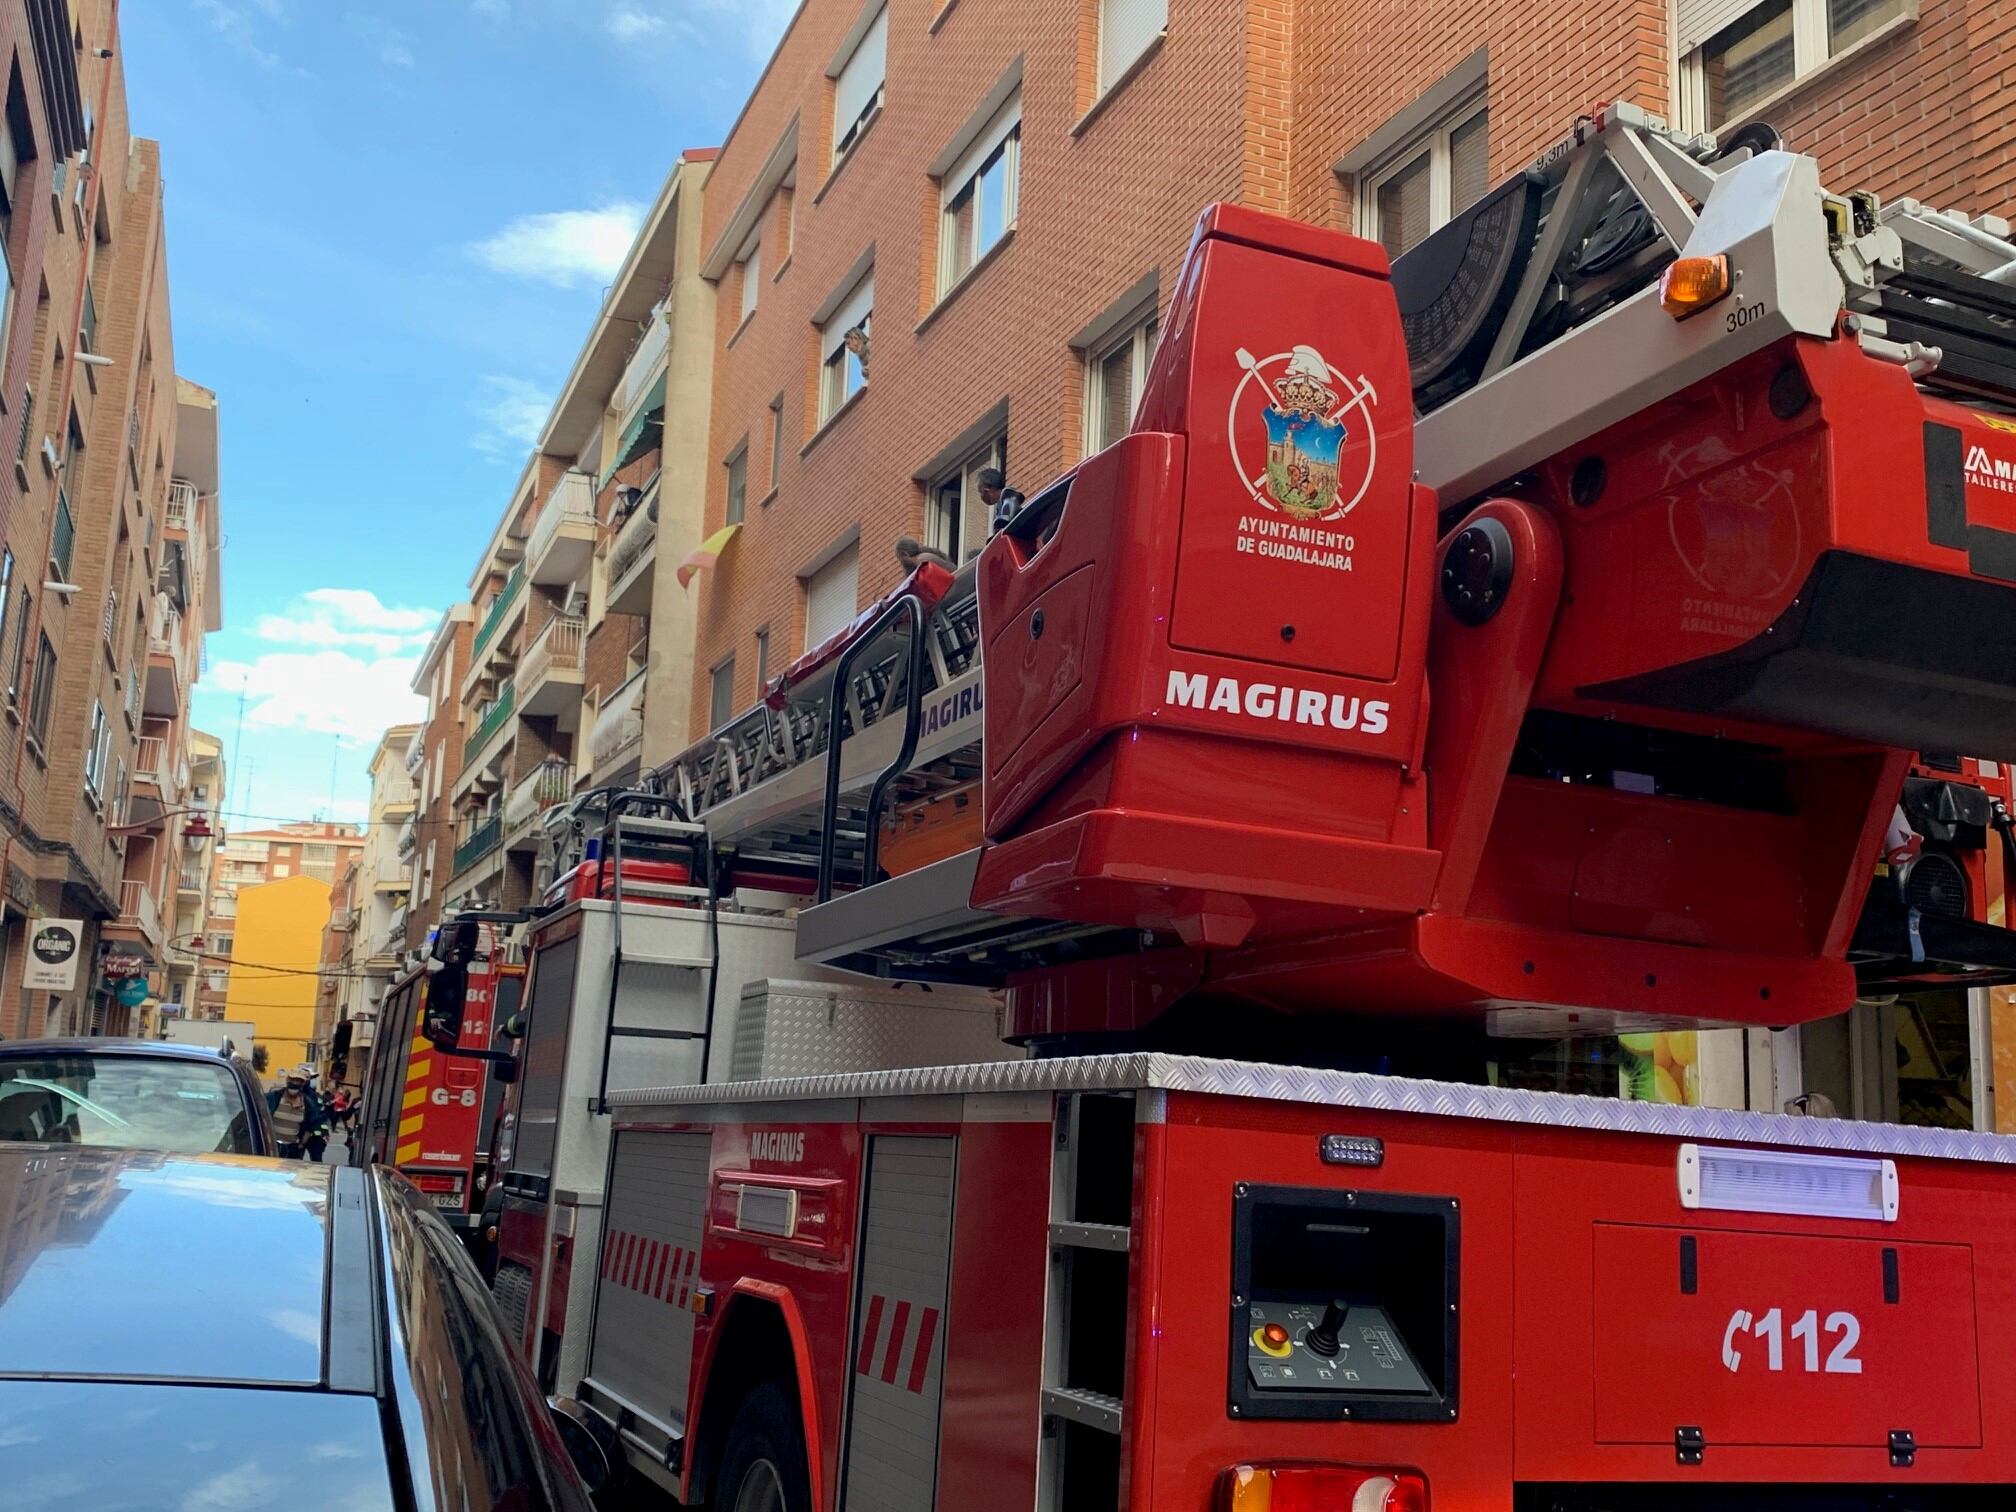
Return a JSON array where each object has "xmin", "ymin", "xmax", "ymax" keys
[{"xmin": 429, "ymin": 1189, "xmax": 464, "ymax": 1210}]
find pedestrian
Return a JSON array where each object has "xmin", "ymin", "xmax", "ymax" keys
[
  {"xmin": 894, "ymin": 536, "xmax": 954, "ymax": 574},
  {"xmin": 267, "ymin": 1065, "xmax": 329, "ymax": 1161},
  {"xmin": 328, "ymin": 1085, "xmax": 353, "ymax": 1133}
]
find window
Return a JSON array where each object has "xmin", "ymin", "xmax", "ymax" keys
[
  {"xmin": 803, "ymin": 541, "xmax": 861, "ymax": 649},
  {"xmin": 819, "ymin": 271, "xmax": 873, "ymax": 423},
  {"xmin": 939, "ymin": 96, "xmax": 1021, "ymax": 294},
  {"xmin": 27, "ymin": 632, "xmax": 54, "ymax": 742},
  {"xmin": 929, "ymin": 432, "xmax": 1009, "ymax": 562},
  {"xmin": 8, "ymin": 588, "xmax": 26, "ymax": 701},
  {"xmin": 1099, "ymin": 0, "xmax": 1166, "ymax": 92},
  {"xmin": 768, "ymin": 397, "xmax": 785, "ymax": 490},
  {"xmin": 709, "ymin": 656, "xmax": 737, "ymax": 731},
  {"xmin": 423, "ymin": 841, "xmax": 435, "ymax": 902},
  {"xmin": 831, "ymin": 4, "xmax": 887, "ymax": 162},
  {"xmin": 273, "ymin": 863, "xmax": 290, "ymax": 878},
  {"xmin": 1084, "ymin": 308, "xmax": 1159, "ymax": 455},
  {"xmin": 725, "ymin": 445, "xmax": 748, "ymax": 526},
  {"xmin": 1359, "ymin": 97, "xmax": 1488, "ymax": 260},
  {"xmin": 1682, "ymin": 0, "xmax": 1906, "ymax": 126},
  {"xmin": 304, "ymin": 844, "xmax": 336, "ymax": 864},
  {"xmin": 82, "ymin": 700, "xmax": 107, "ymax": 795},
  {"xmin": 736, "ymin": 236, "xmax": 762, "ymax": 325}
]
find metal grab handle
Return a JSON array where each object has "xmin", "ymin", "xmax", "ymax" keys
[{"xmin": 816, "ymin": 593, "xmax": 929, "ymax": 903}]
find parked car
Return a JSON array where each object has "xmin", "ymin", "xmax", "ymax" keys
[
  {"xmin": 0, "ymin": 1143, "xmax": 603, "ymax": 1509},
  {"xmin": 0, "ymin": 1037, "xmax": 274, "ymax": 1155}
]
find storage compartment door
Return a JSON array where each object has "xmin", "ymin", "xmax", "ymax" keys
[{"xmin": 841, "ymin": 1135, "xmax": 957, "ymax": 1512}]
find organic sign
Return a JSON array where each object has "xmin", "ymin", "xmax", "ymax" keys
[{"xmin": 23, "ymin": 919, "xmax": 83, "ymax": 991}]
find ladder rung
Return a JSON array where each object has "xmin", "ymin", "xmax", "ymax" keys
[
  {"xmin": 1048, "ymin": 1221, "xmax": 1130, "ymax": 1253},
  {"xmin": 1042, "ymin": 1386, "xmax": 1122, "ymax": 1435}
]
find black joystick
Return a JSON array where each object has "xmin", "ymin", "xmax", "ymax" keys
[{"xmin": 1305, "ymin": 1300, "xmax": 1349, "ymax": 1357}]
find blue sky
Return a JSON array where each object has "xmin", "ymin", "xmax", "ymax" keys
[{"xmin": 119, "ymin": 0, "xmax": 792, "ymax": 825}]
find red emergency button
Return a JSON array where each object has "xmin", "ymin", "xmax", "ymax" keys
[{"xmin": 1253, "ymin": 1321, "xmax": 1293, "ymax": 1358}]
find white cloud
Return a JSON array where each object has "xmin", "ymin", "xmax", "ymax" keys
[
  {"xmin": 182, "ymin": 1461, "xmax": 284, "ymax": 1512},
  {"xmin": 607, "ymin": 6, "xmax": 664, "ymax": 39},
  {"xmin": 204, "ymin": 651, "xmax": 428, "ymax": 744},
  {"xmin": 345, "ymin": 14, "xmax": 416, "ymax": 69},
  {"xmin": 471, "ymin": 374, "xmax": 551, "ymax": 457},
  {"xmin": 470, "ymin": 0, "xmax": 510, "ymax": 14},
  {"xmin": 252, "ymin": 588, "xmax": 437, "ymax": 655},
  {"xmin": 192, "ymin": 0, "xmax": 283, "ymax": 69},
  {"xmin": 468, "ymin": 202, "xmax": 645, "ymax": 287}
]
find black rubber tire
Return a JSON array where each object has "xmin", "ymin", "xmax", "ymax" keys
[{"xmin": 713, "ymin": 1380, "xmax": 811, "ymax": 1512}]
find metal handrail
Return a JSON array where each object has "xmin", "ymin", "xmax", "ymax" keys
[{"xmin": 816, "ymin": 592, "xmax": 929, "ymax": 903}]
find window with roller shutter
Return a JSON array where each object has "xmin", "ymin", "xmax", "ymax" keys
[
  {"xmin": 802, "ymin": 541, "xmax": 860, "ymax": 651},
  {"xmin": 1098, "ymin": 0, "xmax": 1165, "ymax": 94},
  {"xmin": 1677, "ymin": 0, "xmax": 1913, "ymax": 128},
  {"xmin": 830, "ymin": 4, "xmax": 886, "ymax": 164}
]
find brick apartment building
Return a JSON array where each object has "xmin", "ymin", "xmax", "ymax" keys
[
  {"xmin": 403, "ymin": 602, "xmax": 470, "ymax": 951},
  {"xmin": 439, "ymin": 154, "xmax": 715, "ymax": 917},
  {"xmin": 0, "ymin": 0, "xmax": 219, "ymax": 1039},
  {"xmin": 677, "ymin": 0, "xmax": 2009, "ymax": 739}
]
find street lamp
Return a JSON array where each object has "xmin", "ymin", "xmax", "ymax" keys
[{"xmin": 106, "ymin": 805, "xmax": 214, "ymax": 853}]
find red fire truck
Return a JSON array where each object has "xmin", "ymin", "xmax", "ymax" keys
[
  {"xmin": 420, "ymin": 105, "xmax": 2016, "ymax": 1508},
  {"xmin": 353, "ymin": 941, "xmax": 522, "ymax": 1228}
]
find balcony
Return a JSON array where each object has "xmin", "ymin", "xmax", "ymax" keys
[
  {"xmin": 606, "ymin": 481, "xmax": 659, "ymax": 618},
  {"xmin": 396, "ymin": 812, "xmax": 418, "ymax": 859},
  {"xmin": 453, "ymin": 814, "xmax": 503, "ymax": 876},
  {"xmin": 461, "ymin": 679, "xmax": 516, "ymax": 775},
  {"xmin": 615, "ymin": 302, "xmax": 672, "ymax": 422},
  {"xmin": 504, "ymin": 758, "xmax": 572, "ymax": 848},
  {"xmin": 590, "ymin": 668, "xmax": 646, "ymax": 775},
  {"xmin": 135, "ymin": 736, "xmax": 168, "ymax": 790},
  {"xmin": 204, "ymin": 970, "xmax": 229, "ymax": 995},
  {"xmin": 145, "ymin": 595, "xmax": 185, "ymax": 716},
  {"xmin": 519, "ymin": 613, "xmax": 586, "ymax": 720},
  {"xmin": 330, "ymin": 907, "xmax": 355, "ymax": 933},
  {"xmin": 403, "ymin": 729, "xmax": 426, "ymax": 775},
  {"xmin": 380, "ymin": 904, "xmax": 409, "ymax": 958},
  {"xmin": 526, "ymin": 470, "xmax": 596, "ymax": 587},
  {"xmin": 116, "ymin": 880, "xmax": 161, "ymax": 947},
  {"xmin": 469, "ymin": 564, "xmax": 526, "ymax": 665},
  {"xmin": 167, "ymin": 479, "xmax": 197, "ymax": 531},
  {"xmin": 177, "ymin": 868, "xmax": 203, "ymax": 896}
]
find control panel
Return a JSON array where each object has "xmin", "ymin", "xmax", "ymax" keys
[
  {"xmin": 1245, "ymin": 1299, "xmax": 1434, "ymax": 1396},
  {"xmin": 1229, "ymin": 1183, "xmax": 1458, "ymax": 1421}
]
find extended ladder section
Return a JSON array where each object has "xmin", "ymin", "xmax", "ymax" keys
[
  {"xmin": 658, "ymin": 561, "xmax": 984, "ymax": 881},
  {"xmin": 672, "ymin": 103, "xmax": 2016, "ymax": 1042}
]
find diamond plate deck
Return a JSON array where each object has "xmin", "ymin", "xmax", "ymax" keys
[{"xmin": 607, "ymin": 1052, "xmax": 2016, "ymax": 1164}]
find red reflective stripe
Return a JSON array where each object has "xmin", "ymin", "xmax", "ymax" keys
[
  {"xmin": 855, "ymin": 1294, "xmax": 885, "ymax": 1376},
  {"xmin": 600, "ymin": 1233, "xmax": 616, "ymax": 1279},
  {"xmin": 625, "ymin": 1235, "xmax": 645, "ymax": 1289},
  {"xmin": 609, "ymin": 1232, "xmax": 629, "ymax": 1282},
  {"xmin": 881, "ymin": 1300, "xmax": 912, "ymax": 1385},
  {"xmin": 675, "ymin": 1246, "xmax": 698, "ymax": 1306},
  {"xmin": 907, "ymin": 1307, "xmax": 940, "ymax": 1394},
  {"xmin": 654, "ymin": 1245, "xmax": 675, "ymax": 1300},
  {"xmin": 642, "ymin": 1239, "xmax": 661, "ymax": 1291}
]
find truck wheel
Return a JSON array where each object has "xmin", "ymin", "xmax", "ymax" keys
[{"xmin": 714, "ymin": 1380, "xmax": 810, "ymax": 1512}]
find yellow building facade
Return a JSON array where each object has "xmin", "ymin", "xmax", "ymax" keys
[{"xmin": 222, "ymin": 875, "xmax": 333, "ymax": 1080}]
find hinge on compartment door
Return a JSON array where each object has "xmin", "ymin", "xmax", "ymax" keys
[
  {"xmin": 1674, "ymin": 1426, "xmax": 1705, "ymax": 1466},
  {"xmin": 1890, "ymin": 1429, "xmax": 1917, "ymax": 1468}
]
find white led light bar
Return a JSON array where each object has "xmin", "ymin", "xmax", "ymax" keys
[{"xmin": 1677, "ymin": 1143, "xmax": 1899, "ymax": 1223}]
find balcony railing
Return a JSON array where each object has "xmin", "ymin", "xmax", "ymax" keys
[
  {"xmin": 590, "ymin": 668, "xmax": 647, "ymax": 771},
  {"xmin": 469, "ymin": 565, "xmax": 526, "ymax": 663},
  {"xmin": 525, "ymin": 470, "xmax": 595, "ymax": 575},
  {"xmin": 149, "ymin": 597, "xmax": 182, "ymax": 657},
  {"xmin": 204, "ymin": 970, "xmax": 229, "ymax": 994},
  {"xmin": 382, "ymin": 904, "xmax": 409, "ymax": 955},
  {"xmin": 404, "ymin": 729, "xmax": 426, "ymax": 775},
  {"xmin": 614, "ymin": 303, "xmax": 672, "ymax": 420},
  {"xmin": 396, "ymin": 813, "xmax": 418, "ymax": 858},
  {"xmin": 453, "ymin": 814, "xmax": 503, "ymax": 875},
  {"xmin": 167, "ymin": 479, "xmax": 196, "ymax": 530},
  {"xmin": 607, "ymin": 490, "xmax": 659, "ymax": 589},
  {"xmin": 504, "ymin": 757, "xmax": 572, "ymax": 834},
  {"xmin": 462, "ymin": 680, "xmax": 516, "ymax": 771},
  {"xmin": 520, "ymin": 613, "xmax": 584, "ymax": 691},
  {"xmin": 135, "ymin": 735, "xmax": 167, "ymax": 788},
  {"xmin": 117, "ymin": 880, "xmax": 160, "ymax": 943},
  {"xmin": 177, "ymin": 868, "xmax": 204, "ymax": 895}
]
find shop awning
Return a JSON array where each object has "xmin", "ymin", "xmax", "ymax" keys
[
  {"xmin": 677, "ymin": 524, "xmax": 741, "ymax": 589},
  {"xmin": 600, "ymin": 371, "xmax": 667, "ymax": 488}
]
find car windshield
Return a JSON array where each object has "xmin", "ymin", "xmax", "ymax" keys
[{"xmin": 0, "ymin": 1055, "xmax": 253, "ymax": 1154}]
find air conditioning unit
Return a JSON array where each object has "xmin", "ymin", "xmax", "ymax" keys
[
  {"xmin": 562, "ymin": 587, "xmax": 588, "ymax": 617},
  {"xmin": 193, "ymin": 784, "xmax": 209, "ymax": 800},
  {"xmin": 39, "ymin": 436, "xmax": 57, "ymax": 471}
]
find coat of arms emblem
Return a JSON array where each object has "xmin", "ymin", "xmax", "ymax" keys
[{"xmin": 1227, "ymin": 343, "xmax": 1379, "ymax": 522}]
